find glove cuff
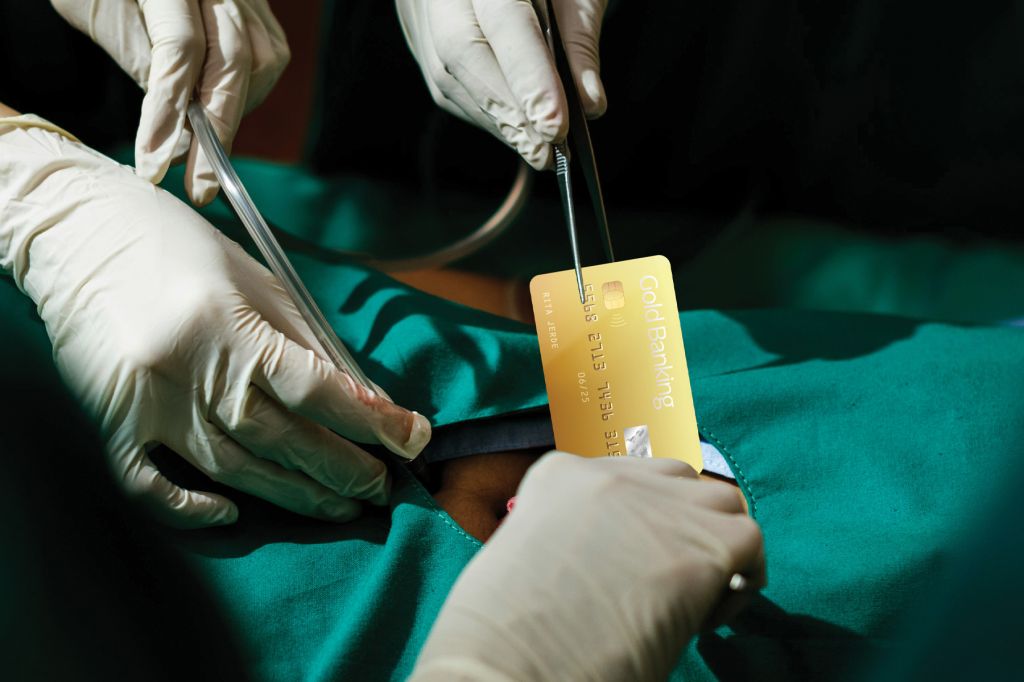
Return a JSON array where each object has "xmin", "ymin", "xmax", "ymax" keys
[
  {"xmin": 0, "ymin": 114, "xmax": 88, "ymax": 294},
  {"xmin": 0, "ymin": 114, "xmax": 80, "ymax": 143}
]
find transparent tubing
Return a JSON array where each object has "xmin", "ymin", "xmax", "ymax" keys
[
  {"xmin": 187, "ymin": 102, "xmax": 382, "ymax": 399},
  {"xmin": 362, "ymin": 160, "xmax": 531, "ymax": 272}
]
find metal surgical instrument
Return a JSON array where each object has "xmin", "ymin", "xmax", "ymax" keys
[
  {"xmin": 533, "ymin": 0, "xmax": 616, "ymax": 303},
  {"xmin": 186, "ymin": 102, "xmax": 391, "ymax": 410}
]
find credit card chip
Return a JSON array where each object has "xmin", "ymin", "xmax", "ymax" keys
[{"xmin": 602, "ymin": 281, "xmax": 625, "ymax": 309}]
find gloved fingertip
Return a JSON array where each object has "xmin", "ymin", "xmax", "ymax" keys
[
  {"xmin": 405, "ymin": 411, "xmax": 432, "ymax": 456},
  {"xmin": 190, "ymin": 177, "xmax": 220, "ymax": 207},
  {"xmin": 346, "ymin": 458, "xmax": 391, "ymax": 507},
  {"xmin": 323, "ymin": 497, "xmax": 362, "ymax": 523},
  {"xmin": 526, "ymin": 144, "xmax": 553, "ymax": 171},
  {"xmin": 580, "ymin": 69, "xmax": 608, "ymax": 119},
  {"xmin": 379, "ymin": 410, "xmax": 432, "ymax": 459},
  {"xmin": 134, "ymin": 150, "xmax": 169, "ymax": 185},
  {"xmin": 496, "ymin": 123, "xmax": 548, "ymax": 170},
  {"xmin": 530, "ymin": 95, "xmax": 568, "ymax": 143},
  {"xmin": 638, "ymin": 457, "xmax": 697, "ymax": 478},
  {"xmin": 368, "ymin": 473, "xmax": 393, "ymax": 507},
  {"xmin": 182, "ymin": 498, "xmax": 238, "ymax": 528},
  {"xmin": 211, "ymin": 502, "xmax": 240, "ymax": 526},
  {"xmin": 185, "ymin": 154, "xmax": 221, "ymax": 206},
  {"xmin": 135, "ymin": 120, "xmax": 184, "ymax": 185}
]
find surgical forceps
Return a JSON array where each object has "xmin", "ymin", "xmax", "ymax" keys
[
  {"xmin": 533, "ymin": 0, "xmax": 616, "ymax": 302},
  {"xmin": 532, "ymin": 7, "xmax": 754, "ymax": 600}
]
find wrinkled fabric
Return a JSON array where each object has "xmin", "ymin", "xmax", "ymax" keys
[
  {"xmin": 155, "ymin": 160, "xmax": 1024, "ymax": 680},
  {"xmin": 169, "ymin": 287, "xmax": 1024, "ymax": 681}
]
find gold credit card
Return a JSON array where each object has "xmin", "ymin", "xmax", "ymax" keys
[{"xmin": 529, "ymin": 255, "xmax": 702, "ymax": 471}]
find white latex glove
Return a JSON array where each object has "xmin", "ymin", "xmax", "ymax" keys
[
  {"xmin": 412, "ymin": 452, "xmax": 766, "ymax": 681},
  {"xmin": 0, "ymin": 116, "xmax": 431, "ymax": 528},
  {"xmin": 396, "ymin": 0, "xmax": 608, "ymax": 170},
  {"xmin": 51, "ymin": 0, "xmax": 290, "ymax": 206}
]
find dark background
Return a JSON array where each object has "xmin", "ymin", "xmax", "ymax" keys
[{"xmin": 5, "ymin": 0, "xmax": 1024, "ymax": 245}]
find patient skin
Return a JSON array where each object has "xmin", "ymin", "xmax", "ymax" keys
[{"xmin": 431, "ymin": 452, "xmax": 746, "ymax": 542}]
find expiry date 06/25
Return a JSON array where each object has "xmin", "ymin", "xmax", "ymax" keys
[{"xmin": 577, "ymin": 371, "xmax": 615, "ymax": 419}]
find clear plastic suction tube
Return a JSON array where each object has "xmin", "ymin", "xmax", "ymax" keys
[{"xmin": 186, "ymin": 102, "xmax": 382, "ymax": 399}]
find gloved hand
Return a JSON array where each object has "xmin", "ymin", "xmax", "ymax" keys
[
  {"xmin": 396, "ymin": 0, "xmax": 608, "ymax": 170},
  {"xmin": 50, "ymin": 0, "xmax": 290, "ymax": 206},
  {"xmin": 0, "ymin": 115, "xmax": 430, "ymax": 528},
  {"xmin": 411, "ymin": 452, "xmax": 765, "ymax": 681}
]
